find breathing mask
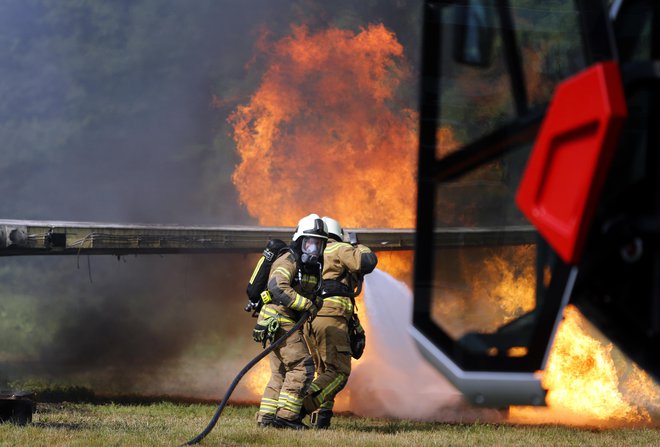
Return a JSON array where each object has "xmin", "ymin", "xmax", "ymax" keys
[{"xmin": 300, "ymin": 236, "xmax": 324, "ymax": 265}]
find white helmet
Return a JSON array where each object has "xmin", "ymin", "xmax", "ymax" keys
[
  {"xmin": 322, "ymin": 216, "xmax": 343, "ymax": 242},
  {"xmin": 292, "ymin": 213, "xmax": 328, "ymax": 241}
]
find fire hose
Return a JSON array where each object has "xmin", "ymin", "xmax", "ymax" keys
[{"xmin": 182, "ymin": 310, "xmax": 311, "ymax": 446}]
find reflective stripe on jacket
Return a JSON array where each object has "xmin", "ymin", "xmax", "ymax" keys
[{"xmin": 259, "ymin": 251, "xmax": 317, "ymax": 323}]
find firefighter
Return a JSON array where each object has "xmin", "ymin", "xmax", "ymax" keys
[
  {"xmin": 302, "ymin": 216, "xmax": 377, "ymax": 428},
  {"xmin": 254, "ymin": 213, "xmax": 328, "ymax": 429}
]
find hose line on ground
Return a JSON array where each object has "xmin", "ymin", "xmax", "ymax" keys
[{"xmin": 182, "ymin": 311, "xmax": 311, "ymax": 446}]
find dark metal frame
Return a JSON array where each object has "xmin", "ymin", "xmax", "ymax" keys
[{"xmin": 413, "ymin": 0, "xmax": 616, "ymax": 372}]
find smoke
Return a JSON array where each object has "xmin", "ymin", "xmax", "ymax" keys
[
  {"xmin": 0, "ymin": 0, "xmax": 423, "ymax": 397},
  {"xmin": 0, "ymin": 254, "xmax": 263, "ymax": 396},
  {"xmin": 0, "ymin": 0, "xmax": 283, "ymax": 225},
  {"xmin": 0, "ymin": 1, "xmax": 265, "ymax": 393},
  {"xmin": 347, "ymin": 269, "xmax": 503, "ymax": 422}
]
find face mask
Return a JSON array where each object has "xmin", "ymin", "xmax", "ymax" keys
[{"xmin": 301, "ymin": 237, "xmax": 322, "ymax": 264}]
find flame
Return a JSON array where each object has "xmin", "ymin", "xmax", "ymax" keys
[
  {"xmin": 432, "ymin": 245, "xmax": 659, "ymax": 424},
  {"xmin": 510, "ymin": 305, "xmax": 658, "ymax": 426},
  {"xmin": 376, "ymin": 251, "xmax": 414, "ymax": 286},
  {"xmin": 432, "ymin": 246, "xmax": 536, "ymax": 340},
  {"xmin": 230, "ymin": 24, "xmax": 417, "ymax": 228},
  {"xmin": 228, "ymin": 22, "xmax": 660, "ymax": 426},
  {"xmin": 470, "ymin": 246, "xmax": 535, "ymax": 329},
  {"xmin": 436, "ymin": 126, "xmax": 461, "ymax": 159},
  {"xmin": 244, "ymin": 356, "xmax": 271, "ymax": 397}
]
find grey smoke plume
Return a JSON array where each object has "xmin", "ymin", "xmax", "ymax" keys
[{"xmin": 0, "ymin": 254, "xmax": 261, "ymax": 395}]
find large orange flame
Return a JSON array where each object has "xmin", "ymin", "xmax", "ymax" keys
[
  {"xmin": 230, "ymin": 24, "xmax": 417, "ymax": 228},
  {"xmin": 510, "ymin": 305, "xmax": 659, "ymax": 426}
]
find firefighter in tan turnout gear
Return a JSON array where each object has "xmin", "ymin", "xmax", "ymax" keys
[
  {"xmin": 303, "ymin": 216, "xmax": 377, "ymax": 428},
  {"xmin": 254, "ymin": 214, "xmax": 328, "ymax": 430}
]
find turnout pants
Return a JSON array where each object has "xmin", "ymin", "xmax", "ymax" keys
[
  {"xmin": 258, "ymin": 321, "xmax": 315, "ymax": 421},
  {"xmin": 303, "ymin": 315, "xmax": 351, "ymax": 412}
]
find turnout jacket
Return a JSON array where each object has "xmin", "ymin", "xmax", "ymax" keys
[
  {"xmin": 259, "ymin": 251, "xmax": 320, "ymax": 324},
  {"xmin": 319, "ymin": 241, "xmax": 377, "ymax": 318}
]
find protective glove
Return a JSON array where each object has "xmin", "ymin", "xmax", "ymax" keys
[
  {"xmin": 348, "ymin": 314, "xmax": 366, "ymax": 359},
  {"xmin": 252, "ymin": 322, "xmax": 267, "ymax": 344},
  {"xmin": 253, "ymin": 316, "xmax": 280, "ymax": 348}
]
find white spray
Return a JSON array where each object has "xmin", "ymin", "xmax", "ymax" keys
[{"xmin": 346, "ymin": 269, "xmax": 503, "ymax": 422}]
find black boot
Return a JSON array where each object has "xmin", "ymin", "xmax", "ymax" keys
[
  {"xmin": 310, "ymin": 409, "xmax": 332, "ymax": 429},
  {"xmin": 257, "ymin": 413, "xmax": 275, "ymax": 428},
  {"xmin": 272, "ymin": 416, "xmax": 309, "ymax": 430}
]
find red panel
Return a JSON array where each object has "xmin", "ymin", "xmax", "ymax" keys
[{"xmin": 515, "ymin": 61, "xmax": 627, "ymax": 264}]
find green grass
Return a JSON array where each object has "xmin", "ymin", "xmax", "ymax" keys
[{"xmin": 0, "ymin": 403, "xmax": 659, "ymax": 447}]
